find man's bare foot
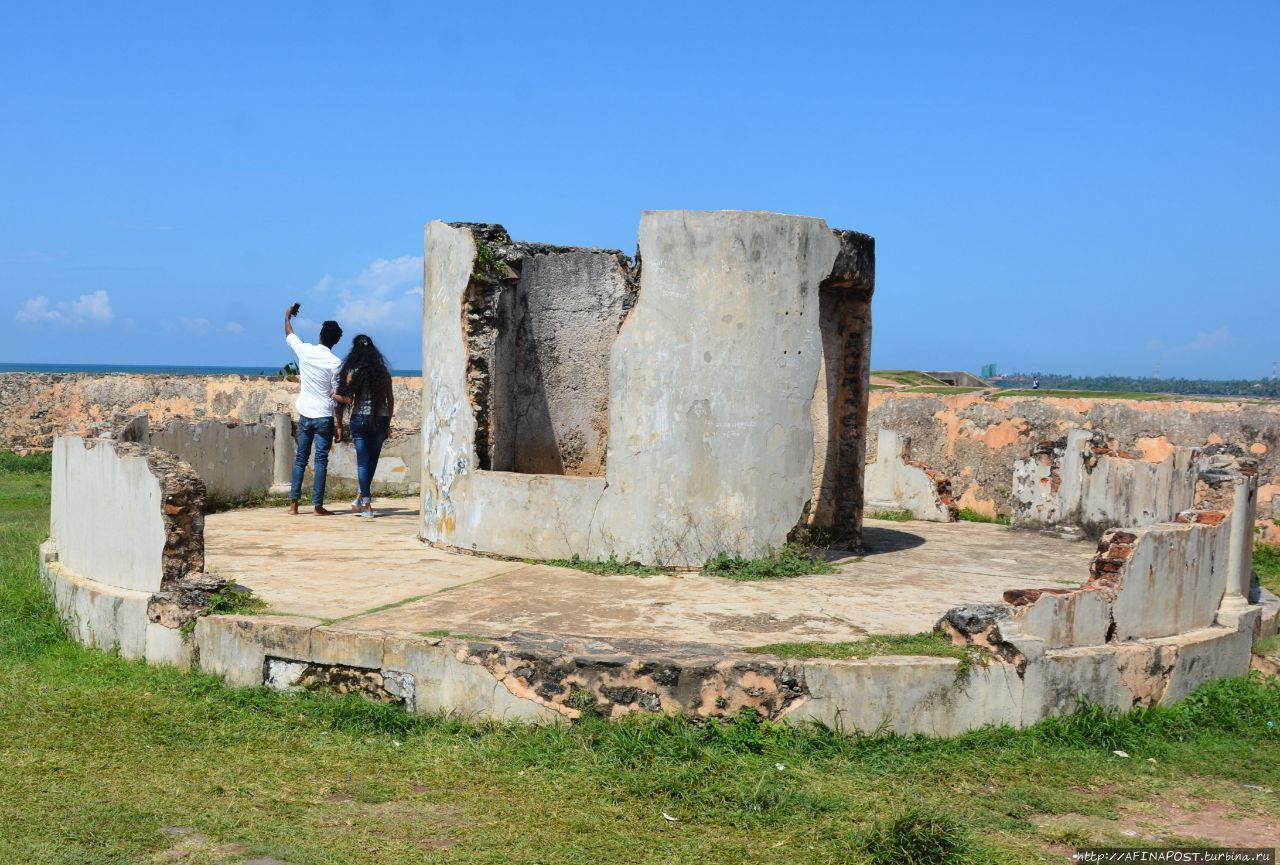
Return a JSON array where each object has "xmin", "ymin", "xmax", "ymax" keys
[
  {"xmin": 287, "ymin": 501, "xmax": 299, "ymax": 515},
  {"xmin": 314, "ymin": 505, "xmax": 335, "ymax": 516}
]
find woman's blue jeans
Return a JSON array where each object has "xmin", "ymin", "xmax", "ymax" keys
[
  {"xmin": 289, "ymin": 415, "xmax": 335, "ymax": 506},
  {"xmin": 351, "ymin": 414, "xmax": 391, "ymax": 504}
]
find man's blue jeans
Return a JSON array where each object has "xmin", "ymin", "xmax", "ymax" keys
[
  {"xmin": 290, "ymin": 415, "xmax": 335, "ymax": 506},
  {"xmin": 351, "ymin": 414, "xmax": 391, "ymax": 504}
]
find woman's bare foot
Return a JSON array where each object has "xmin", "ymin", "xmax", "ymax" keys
[
  {"xmin": 287, "ymin": 501, "xmax": 299, "ymax": 515},
  {"xmin": 313, "ymin": 505, "xmax": 335, "ymax": 516}
]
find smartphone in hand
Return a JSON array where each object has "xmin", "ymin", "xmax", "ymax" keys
[{"xmin": 288, "ymin": 302, "xmax": 301, "ymax": 317}]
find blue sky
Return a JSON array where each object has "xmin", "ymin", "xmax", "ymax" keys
[{"xmin": 2, "ymin": 2, "xmax": 1276, "ymax": 377}]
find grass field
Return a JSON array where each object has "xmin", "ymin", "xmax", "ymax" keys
[{"xmin": 3, "ymin": 455, "xmax": 1280, "ymax": 863}]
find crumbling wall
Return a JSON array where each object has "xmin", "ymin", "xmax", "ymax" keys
[
  {"xmin": 0, "ymin": 372, "xmax": 423, "ymax": 451},
  {"xmin": 864, "ymin": 429, "xmax": 958, "ymax": 521},
  {"xmin": 807, "ymin": 230, "xmax": 876, "ymax": 544},
  {"xmin": 423, "ymin": 211, "xmax": 876, "ymax": 566},
  {"xmin": 940, "ymin": 450, "xmax": 1263, "ymax": 713},
  {"xmin": 1012, "ymin": 428, "xmax": 1200, "ymax": 537},
  {"xmin": 51, "ymin": 436, "xmax": 204, "ymax": 593},
  {"xmin": 867, "ymin": 391, "xmax": 1280, "ymax": 535},
  {"xmin": 45, "ymin": 435, "xmax": 214, "ymax": 665},
  {"xmin": 145, "ymin": 417, "xmax": 275, "ymax": 501},
  {"xmin": 457, "ymin": 224, "xmax": 635, "ymax": 477}
]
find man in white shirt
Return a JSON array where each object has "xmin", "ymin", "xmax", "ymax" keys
[{"xmin": 284, "ymin": 305, "xmax": 344, "ymax": 515}]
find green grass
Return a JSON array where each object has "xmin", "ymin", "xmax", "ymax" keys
[
  {"xmin": 904, "ymin": 386, "xmax": 985, "ymax": 395},
  {"xmin": 873, "ymin": 369, "xmax": 949, "ymax": 387},
  {"xmin": 992, "ymin": 389, "xmax": 1175, "ymax": 401},
  {"xmin": 868, "ymin": 508, "xmax": 915, "ymax": 522},
  {"xmin": 859, "ymin": 808, "xmax": 975, "ymax": 865},
  {"xmin": 540, "ymin": 553, "xmax": 672, "ymax": 577},
  {"xmin": 419, "ymin": 628, "xmax": 498, "ymax": 642},
  {"xmin": 1256, "ymin": 543, "xmax": 1280, "ymax": 595},
  {"xmin": 958, "ymin": 507, "xmax": 1012, "ymax": 526},
  {"xmin": 745, "ymin": 632, "xmax": 983, "ymax": 683},
  {"xmin": 702, "ymin": 543, "xmax": 834, "ymax": 580},
  {"xmin": 6, "ymin": 452, "xmax": 1280, "ymax": 863},
  {"xmin": 1256, "ymin": 634, "xmax": 1280, "ymax": 657}
]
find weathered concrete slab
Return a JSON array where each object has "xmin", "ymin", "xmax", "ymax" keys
[
  {"xmin": 203, "ymin": 501, "xmax": 529, "ymax": 620},
  {"xmin": 207, "ymin": 508, "xmax": 1093, "ymax": 645},
  {"xmin": 52, "ymin": 437, "xmax": 169, "ymax": 593}
]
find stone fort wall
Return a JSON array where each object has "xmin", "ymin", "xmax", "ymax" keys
[{"xmin": 3, "ymin": 373, "xmax": 1278, "ymax": 531}]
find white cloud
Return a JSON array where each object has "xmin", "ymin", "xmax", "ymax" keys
[
  {"xmin": 1148, "ymin": 326, "xmax": 1236, "ymax": 355},
  {"xmin": 16, "ymin": 290, "xmax": 113, "ymax": 325},
  {"xmin": 225, "ymin": 321, "xmax": 244, "ymax": 334},
  {"xmin": 181, "ymin": 317, "xmax": 212, "ymax": 334},
  {"xmin": 312, "ymin": 255, "xmax": 423, "ymax": 332},
  {"xmin": 1175, "ymin": 325, "xmax": 1234, "ymax": 353}
]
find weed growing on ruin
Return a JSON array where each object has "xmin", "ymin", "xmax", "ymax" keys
[
  {"xmin": 473, "ymin": 240, "xmax": 509, "ymax": 278},
  {"xmin": 1255, "ymin": 543, "xmax": 1280, "ymax": 594},
  {"xmin": 1255, "ymin": 634, "xmax": 1280, "ymax": 657},
  {"xmin": 868, "ymin": 508, "xmax": 914, "ymax": 522},
  {"xmin": 857, "ymin": 807, "xmax": 976, "ymax": 865},
  {"xmin": 746, "ymin": 632, "xmax": 985, "ymax": 684},
  {"xmin": 703, "ymin": 543, "xmax": 834, "ymax": 580},
  {"xmin": 542, "ymin": 553, "xmax": 672, "ymax": 577},
  {"xmin": 419, "ymin": 628, "xmax": 496, "ymax": 642},
  {"xmin": 206, "ymin": 581, "xmax": 269, "ymax": 617},
  {"xmin": 957, "ymin": 507, "xmax": 1011, "ymax": 526},
  {"xmin": 204, "ymin": 489, "xmax": 295, "ymax": 513}
]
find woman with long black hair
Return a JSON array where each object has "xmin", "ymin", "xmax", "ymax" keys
[{"xmin": 331, "ymin": 334, "xmax": 394, "ymax": 518}]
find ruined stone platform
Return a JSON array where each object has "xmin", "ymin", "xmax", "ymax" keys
[{"xmin": 205, "ymin": 504, "xmax": 1094, "ymax": 647}]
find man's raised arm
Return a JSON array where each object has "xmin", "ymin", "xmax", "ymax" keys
[{"xmin": 284, "ymin": 303, "xmax": 299, "ymax": 338}]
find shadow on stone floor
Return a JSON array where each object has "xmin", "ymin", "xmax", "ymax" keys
[{"xmin": 859, "ymin": 525, "xmax": 927, "ymax": 555}]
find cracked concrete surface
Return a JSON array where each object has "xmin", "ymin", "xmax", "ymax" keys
[{"xmin": 205, "ymin": 505, "xmax": 1094, "ymax": 645}]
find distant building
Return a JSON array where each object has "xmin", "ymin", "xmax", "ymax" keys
[{"xmin": 926, "ymin": 370, "xmax": 992, "ymax": 388}]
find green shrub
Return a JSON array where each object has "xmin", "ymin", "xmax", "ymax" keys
[
  {"xmin": 542, "ymin": 553, "xmax": 671, "ymax": 577},
  {"xmin": 869, "ymin": 508, "xmax": 914, "ymax": 522},
  {"xmin": 859, "ymin": 807, "xmax": 975, "ymax": 865},
  {"xmin": 703, "ymin": 543, "xmax": 833, "ymax": 580},
  {"xmin": 0, "ymin": 451, "xmax": 52, "ymax": 474},
  {"xmin": 957, "ymin": 507, "xmax": 1011, "ymax": 526}
]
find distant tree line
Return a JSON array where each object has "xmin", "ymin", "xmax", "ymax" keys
[{"xmin": 995, "ymin": 372, "xmax": 1280, "ymax": 398}]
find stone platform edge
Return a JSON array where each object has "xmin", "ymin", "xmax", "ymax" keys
[{"xmin": 40, "ymin": 536, "xmax": 1279, "ymax": 737}]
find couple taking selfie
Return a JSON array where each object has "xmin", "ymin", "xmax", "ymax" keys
[{"xmin": 283, "ymin": 303, "xmax": 394, "ymax": 518}]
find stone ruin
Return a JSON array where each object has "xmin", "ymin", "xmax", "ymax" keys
[
  {"xmin": 29, "ymin": 208, "xmax": 1280, "ymax": 736},
  {"xmin": 420, "ymin": 210, "xmax": 875, "ymax": 566}
]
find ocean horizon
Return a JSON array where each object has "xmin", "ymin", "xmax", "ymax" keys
[{"xmin": 0, "ymin": 363, "xmax": 425, "ymax": 377}]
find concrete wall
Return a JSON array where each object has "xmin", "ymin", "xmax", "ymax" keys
[
  {"xmin": 422, "ymin": 211, "xmax": 876, "ymax": 566},
  {"xmin": 864, "ymin": 429, "xmax": 958, "ymax": 521},
  {"xmin": 496, "ymin": 247, "xmax": 633, "ymax": 477},
  {"xmin": 327, "ymin": 431, "xmax": 422, "ymax": 496},
  {"xmin": 52, "ymin": 437, "xmax": 171, "ymax": 593},
  {"xmin": 145, "ymin": 417, "xmax": 275, "ymax": 501},
  {"xmin": 1012, "ymin": 428, "xmax": 1200, "ymax": 537},
  {"xmin": 867, "ymin": 391, "xmax": 1280, "ymax": 536},
  {"xmin": 44, "ymin": 435, "xmax": 208, "ymax": 664}
]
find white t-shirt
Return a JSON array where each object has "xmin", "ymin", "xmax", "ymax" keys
[{"xmin": 286, "ymin": 332, "xmax": 342, "ymax": 419}]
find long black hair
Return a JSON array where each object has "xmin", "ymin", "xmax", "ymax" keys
[{"xmin": 338, "ymin": 334, "xmax": 392, "ymax": 415}]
